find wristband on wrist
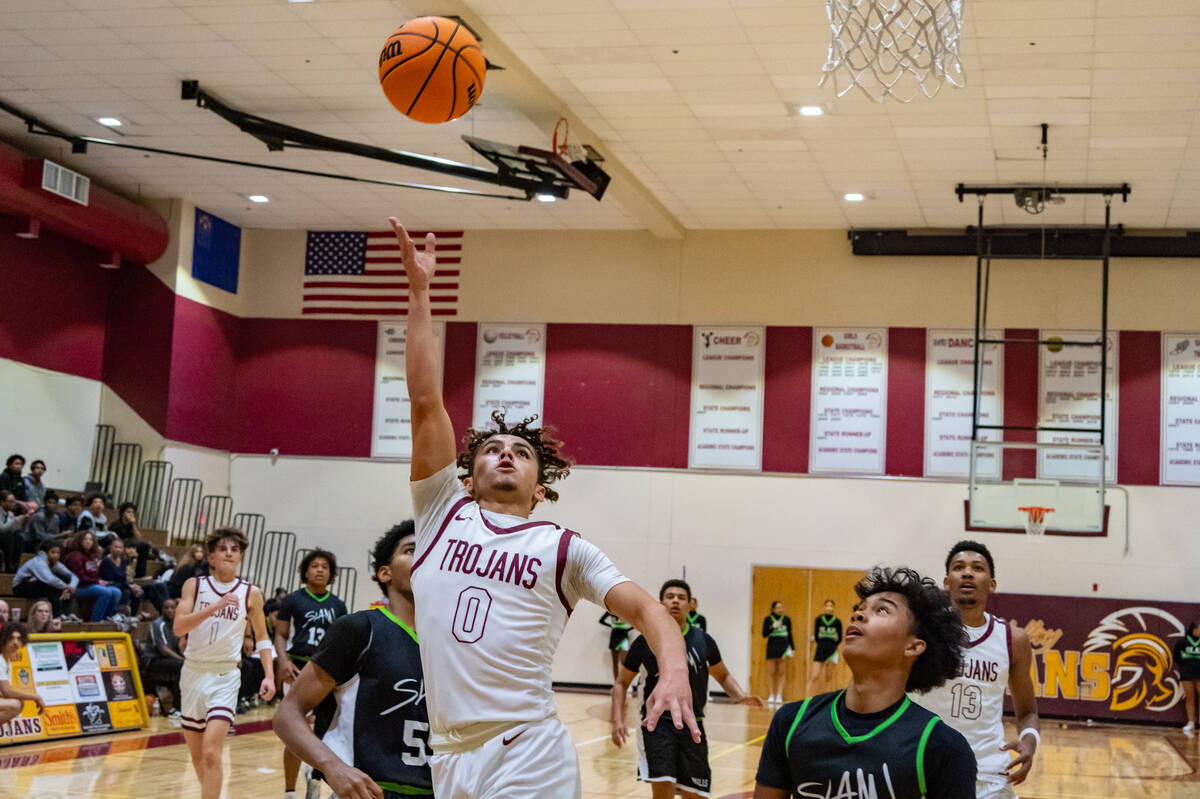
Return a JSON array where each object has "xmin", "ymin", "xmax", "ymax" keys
[
  {"xmin": 255, "ymin": 639, "xmax": 272, "ymax": 653},
  {"xmin": 1019, "ymin": 727, "xmax": 1040, "ymax": 746}
]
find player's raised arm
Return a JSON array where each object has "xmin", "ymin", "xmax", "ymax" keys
[{"xmin": 389, "ymin": 217, "xmax": 456, "ymax": 480}]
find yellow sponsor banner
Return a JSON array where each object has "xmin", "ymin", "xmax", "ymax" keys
[
  {"xmin": 96, "ymin": 639, "xmax": 131, "ymax": 670},
  {"xmin": 108, "ymin": 700, "xmax": 143, "ymax": 729},
  {"xmin": 41, "ymin": 705, "xmax": 82, "ymax": 737}
]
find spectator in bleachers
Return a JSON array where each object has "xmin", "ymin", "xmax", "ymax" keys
[
  {"xmin": 14, "ymin": 540, "xmax": 77, "ymax": 617},
  {"xmin": 143, "ymin": 597, "xmax": 183, "ymax": 722},
  {"xmin": 0, "ymin": 600, "xmax": 8, "ymax": 624},
  {"xmin": 23, "ymin": 491, "xmax": 61, "ymax": 553},
  {"xmin": 23, "ymin": 460, "xmax": 46, "ymax": 510},
  {"xmin": 101, "ymin": 538, "xmax": 167, "ymax": 616},
  {"xmin": 0, "ymin": 490, "xmax": 26, "ymax": 573},
  {"xmin": 1, "ymin": 621, "xmax": 45, "ymax": 724},
  {"xmin": 64, "ymin": 530, "xmax": 121, "ymax": 621},
  {"xmin": 77, "ymin": 493, "xmax": 108, "ymax": 533},
  {"xmin": 0, "ymin": 455, "xmax": 28, "ymax": 501},
  {"xmin": 167, "ymin": 543, "xmax": 207, "ymax": 599},
  {"xmin": 239, "ymin": 624, "xmax": 270, "ymax": 713},
  {"xmin": 57, "ymin": 495, "xmax": 84, "ymax": 535},
  {"xmin": 27, "ymin": 599, "xmax": 60, "ymax": 633},
  {"xmin": 107, "ymin": 502, "xmax": 157, "ymax": 578}
]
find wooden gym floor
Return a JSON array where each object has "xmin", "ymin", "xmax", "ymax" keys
[{"xmin": 1, "ymin": 690, "xmax": 1198, "ymax": 798}]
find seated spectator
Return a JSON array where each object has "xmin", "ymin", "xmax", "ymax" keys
[
  {"xmin": 100, "ymin": 538, "xmax": 167, "ymax": 616},
  {"xmin": 0, "ymin": 455, "xmax": 28, "ymax": 502},
  {"xmin": 63, "ymin": 531, "xmax": 121, "ymax": 622},
  {"xmin": 57, "ymin": 495, "xmax": 84, "ymax": 536},
  {"xmin": 143, "ymin": 598, "xmax": 184, "ymax": 722},
  {"xmin": 77, "ymin": 494, "xmax": 108, "ymax": 533},
  {"xmin": 27, "ymin": 599, "xmax": 60, "ymax": 634},
  {"xmin": 0, "ymin": 490, "xmax": 27, "ymax": 573},
  {"xmin": 1, "ymin": 622, "xmax": 45, "ymax": 725},
  {"xmin": 167, "ymin": 543, "xmax": 207, "ymax": 599},
  {"xmin": 106, "ymin": 502, "xmax": 159, "ymax": 578},
  {"xmin": 14, "ymin": 540, "xmax": 77, "ymax": 617},
  {"xmin": 239, "ymin": 624, "xmax": 271, "ymax": 713},
  {"xmin": 23, "ymin": 460, "xmax": 46, "ymax": 510},
  {"xmin": 0, "ymin": 600, "xmax": 8, "ymax": 625},
  {"xmin": 23, "ymin": 491, "xmax": 61, "ymax": 553}
]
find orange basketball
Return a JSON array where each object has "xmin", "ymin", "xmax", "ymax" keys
[{"xmin": 378, "ymin": 17, "xmax": 486, "ymax": 124}]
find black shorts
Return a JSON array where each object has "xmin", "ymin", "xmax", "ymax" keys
[
  {"xmin": 609, "ymin": 628, "xmax": 632, "ymax": 652},
  {"xmin": 1180, "ymin": 667, "xmax": 1200, "ymax": 683},
  {"xmin": 637, "ymin": 719, "xmax": 710, "ymax": 796},
  {"xmin": 813, "ymin": 641, "xmax": 839, "ymax": 663},
  {"xmin": 766, "ymin": 637, "xmax": 790, "ymax": 660}
]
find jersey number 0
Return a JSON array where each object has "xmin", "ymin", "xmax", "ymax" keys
[{"xmin": 452, "ymin": 587, "xmax": 492, "ymax": 644}]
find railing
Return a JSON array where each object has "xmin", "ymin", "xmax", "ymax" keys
[
  {"xmin": 338, "ymin": 566, "xmax": 359, "ymax": 612},
  {"xmin": 255, "ymin": 530, "xmax": 297, "ymax": 599},
  {"xmin": 165, "ymin": 478, "xmax": 203, "ymax": 546},
  {"xmin": 235, "ymin": 512, "xmax": 267, "ymax": 583},
  {"xmin": 134, "ymin": 461, "xmax": 173, "ymax": 529},
  {"xmin": 88, "ymin": 424, "xmax": 116, "ymax": 491},
  {"xmin": 196, "ymin": 495, "xmax": 234, "ymax": 542}
]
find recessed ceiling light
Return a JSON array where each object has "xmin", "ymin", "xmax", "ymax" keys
[
  {"xmin": 248, "ymin": 195, "xmax": 270, "ymax": 203},
  {"xmin": 287, "ymin": 0, "xmax": 314, "ymax": 4},
  {"xmin": 535, "ymin": 194, "xmax": 556, "ymax": 202},
  {"xmin": 96, "ymin": 117, "xmax": 122, "ymax": 127},
  {"xmin": 844, "ymin": 192, "xmax": 865, "ymax": 202},
  {"xmin": 798, "ymin": 105, "xmax": 824, "ymax": 117}
]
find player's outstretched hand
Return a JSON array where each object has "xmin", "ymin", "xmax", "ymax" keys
[
  {"xmin": 324, "ymin": 760, "xmax": 385, "ymax": 799},
  {"xmin": 388, "ymin": 217, "xmax": 436, "ymax": 292},
  {"xmin": 1000, "ymin": 736, "xmax": 1036, "ymax": 784},
  {"xmin": 644, "ymin": 669, "xmax": 701, "ymax": 743},
  {"xmin": 259, "ymin": 677, "xmax": 276, "ymax": 703},
  {"xmin": 739, "ymin": 695, "xmax": 766, "ymax": 708}
]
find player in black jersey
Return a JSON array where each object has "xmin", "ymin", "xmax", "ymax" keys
[
  {"xmin": 688, "ymin": 596, "xmax": 708, "ymax": 631},
  {"xmin": 273, "ymin": 522, "xmax": 431, "ymax": 799},
  {"xmin": 612, "ymin": 579, "xmax": 761, "ymax": 798},
  {"xmin": 274, "ymin": 548, "xmax": 349, "ymax": 799},
  {"xmin": 755, "ymin": 567, "xmax": 975, "ymax": 799},
  {"xmin": 1175, "ymin": 619, "xmax": 1200, "ymax": 734},
  {"xmin": 809, "ymin": 599, "xmax": 843, "ymax": 695},
  {"xmin": 600, "ymin": 611, "xmax": 635, "ymax": 679}
]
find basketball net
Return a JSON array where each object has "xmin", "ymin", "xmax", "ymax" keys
[
  {"xmin": 820, "ymin": 0, "xmax": 965, "ymax": 103},
  {"xmin": 1017, "ymin": 506, "xmax": 1054, "ymax": 538}
]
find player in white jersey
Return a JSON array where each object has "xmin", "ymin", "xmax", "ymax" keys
[
  {"xmin": 393, "ymin": 218, "xmax": 698, "ymax": 799},
  {"xmin": 915, "ymin": 541, "xmax": 1039, "ymax": 799},
  {"xmin": 174, "ymin": 528, "xmax": 275, "ymax": 799}
]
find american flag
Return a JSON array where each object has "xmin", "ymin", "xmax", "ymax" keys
[{"xmin": 302, "ymin": 230, "xmax": 461, "ymax": 317}]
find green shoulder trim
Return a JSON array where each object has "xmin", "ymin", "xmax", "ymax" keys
[
  {"xmin": 783, "ymin": 696, "xmax": 813, "ymax": 758},
  {"xmin": 377, "ymin": 781, "xmax": 433, "ymax": 795},
  {"xmin": 829, "ymin": 691, "xmax": 911, "ymax": 745},
  {"xmin": 681, "ymin": 618, "xmax": 691, "ymax": 637},
  {"xmin": 916, "ymin": 716, "xmax": 940, "ymax": 797},
  {"xmin": 376, "ymin": 606, "xmax": 419, "ymax": 644},
  {"xmin": 303, "ymin": 587, "xmax": 331, "ymax": 602}
]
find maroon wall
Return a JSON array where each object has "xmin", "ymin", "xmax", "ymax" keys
[
  {"xmin": 166, "ymin": 297, "xmax": 238, "ymax": 450},
  {"xmin": 886, "ymin": 327, "xmax": 926, "ymax": 477},
  {"xmin": 102, "ymin": 264, "xmax": 175, "ymax": 433},
  {"xmin": 762, "ymin": 326, "xmax": 812, "ymax": 473}
]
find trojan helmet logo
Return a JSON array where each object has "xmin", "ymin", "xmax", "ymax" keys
[{"xmin": 1083, "ymin": 607, "xmax": 1183, "ymax": 712}]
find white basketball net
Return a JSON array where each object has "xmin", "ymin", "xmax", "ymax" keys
[
  {"xmin": 1019, "ymin": 506, "xmax": 1054, "ymax": 538},
  {"xmin": 820, "ymin": 0, "xmax": 966, "ymax": 103}
]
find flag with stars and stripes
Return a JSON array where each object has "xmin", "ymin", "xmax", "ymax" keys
[{"xmin": 302, "ymin": 230, "xmax": 461, "ymax": 317}]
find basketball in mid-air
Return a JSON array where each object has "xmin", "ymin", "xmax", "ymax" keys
[{"xmin": 379, "ymin": 16, "xmax": 486, "ymax": 124}]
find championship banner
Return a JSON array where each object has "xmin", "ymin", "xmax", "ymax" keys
[
  {"xmin": 688, "ymin": 326, "xmax": 765, "ymax": 471},
  {"xmin": 810, "ymin": 328, "xmax": 887, "ymax": 475},
  {"xmin": 924, "ymin": 330, "xmax": 1003, "ymax": 479},
  {"xmin": 992, "ymin": 592, "xmax": 1196, "ymax": 724},
  {"xmin": 1162, "ymin": 332, "xmax": 1200, "ymax": 486},
  {"xmin": 472, "ymin": 323, "xmax": 546, "ymax": 429},
  {"xmin": 0, "ymin": 633, "xmax": 148, "ymax": 746},
  {"xmin": 371, "ymin": 321, "xmax": 445, "ymax": 458},
  {"xmin": 1038, "ymin": 330, "xmax": 1118, "ymax": 483}
]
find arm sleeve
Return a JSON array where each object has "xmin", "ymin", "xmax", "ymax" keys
[
  {"xmin": 923, "ymin": 722, "xmax": 978, "ymax": 799},
  {"xmin": 623, "ymin": 634, "xmax": 648, "ymax": 675},
  {"xmin": 275, "ymin": 595, "xmax": 295, "ymax": 624},
  {"xmin": 813, "ymin": 617, "xmax": 820, "ymax": 640},
  {"xmin": 754, "ymin": 705, "xmax": 796, "ymax": 790},
  {"xmin": 1174, "ymin": 638, "xmax": 1185, "ymax": 662},
  {"xmin": 785, "ymin": 617, "xmax": 795, "ymax": 650},
  {"xmin": 561, "ymin": 536, "xmax": 629, "ymax": 609},
  {"xmin": 310, "ymin": 614, "xmax": 372, "ymax": 686},
  {"xmin": 334, "ymin": 598, "xmax": 349, "ymax": 619},
  {"xmin": 54, "ymin": 562, "xmax": 78, "ymax": 589},
  {"xmin": 762, "ymin": 617, "xmax": 771, "ymax": 638},
  {"xmin": 410, "ymin": 462, "xmax": 468, "ymax": 550},
  {"xmin": 704, "ymin": 633, "xmax": 723, "ymax": 668},
  {"xmin": 599, "ymin": 612, "xmax": 613, "ymax": 628}
]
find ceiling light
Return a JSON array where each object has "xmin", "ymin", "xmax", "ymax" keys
[
  {"xmin": 96, "ymin": 117, "xmax": 122, "ymax": 127},
  {"xmin": 798, "ymin": 106, "xmax": 824, "ymax": 117},
  {"xmin": 844, "ymin": 192, "xmax": 865, "ymax": 202},
  {"xmin": 287, "ymin": 0, "xmax": 314, "ymax": 3},
  {"xmin": 248, "ymin": 195, "xmax": 270, "ymax": 203},
  {"xmin": 535, "ymin": 194, "xmax": 556, "ymax": 202}
]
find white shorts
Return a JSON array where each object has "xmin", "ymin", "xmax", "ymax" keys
[
  {"xmin": 180, "ymin": 662, "xmax": 239, "ymax": 732},
  {"xmin": 977, "ymin": 779, "xmax": 1018, "ymax": 799},
  {"xmin": 429, "ymin": 717, "xmax": 581, "ymax": 799}
]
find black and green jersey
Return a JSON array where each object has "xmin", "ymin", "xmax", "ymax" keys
[
  {"xmin": 813, "ymin": 614, "xmax": 843, "ymax": 661},
  {"xmin": 278, "ymin": 587, "xmax": 348, "ymax": 660},
  {"xmin": 755, "ymin": 690, "xmax": 975, "ymax": 799},
  {"xmin": 1175, "ymin": 635, "xmax": 1200, "ymax": 679},
  {"xmin": 600, "ymin": 611, "xmax": 632, "ymax": 631},
  {"xmin": 625, "ymin": 619, "xmax": 722, "ymax": 720},
  {"xmin": 312, "ymin": 607, "xmax": 432, "ymax": 795},
  {"xmin": 687, "ymin": 611, "xmax": 707, "ymax": 631}
]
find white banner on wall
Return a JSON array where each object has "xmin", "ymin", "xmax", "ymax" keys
[
  {"xmin": 371, "ymin": 321, "xmax": 444, "ymax": 458},
  {"xmin": 473, "ymin": 323, "xmax": 546, "ymax": 429},
  {"xmin": 689, "ymin": 326, "xmax": 765, "ymax": 471},
  {"xmin": 810, "ymin": 328, "xmax": 887, "ymax": 475},
  {"xmin": 924, "ymin": 330, "xmax": 1004, "ymax": 479},
  {"xmin": 1162, "ymin": 332, "xmax": 1200, "ymax": 486},
  {"xmin": 1037, "ymin": 330, "xmax": 1117, "ymax": 483}
]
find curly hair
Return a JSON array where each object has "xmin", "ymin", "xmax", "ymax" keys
[
  {"xmin": 457, "ymin": 410, "xmax": 572, "ymax": 503},
  {"xmin": 855, "ymin": 566, "xmax": 967, "ymax": 694},
  {"xmin": 372, "ymin": 520, "xmax": 416, "ymax": 593},
  {"xmin": 298, "ymin": 548, "xmax": 338, "ymax": 584}
]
